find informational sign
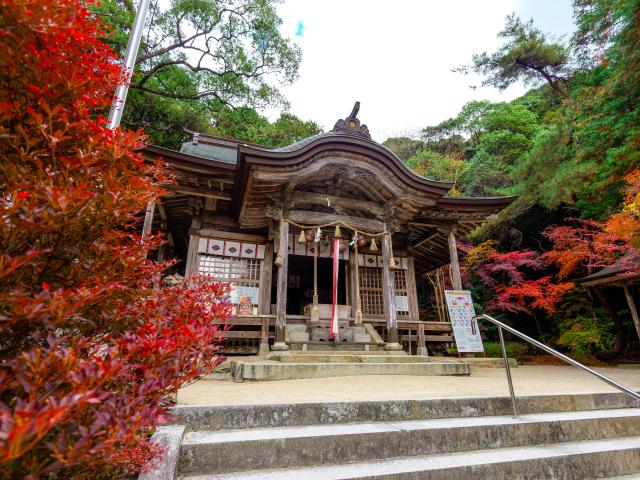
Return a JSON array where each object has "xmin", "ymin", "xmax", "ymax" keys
[{"xmin": 444, "ymin": 290, "xmax": 484, "ymax": 353}]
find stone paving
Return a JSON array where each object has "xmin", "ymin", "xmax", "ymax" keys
[{"xmin": 178, "ymin": 364, "xmax": 640, "ymax": 406}]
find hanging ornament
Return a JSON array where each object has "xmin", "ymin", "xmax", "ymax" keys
[
  {"xmin": 305, "ymin": 229, "xmax": 315, "ymax": 242},
  {"xmin": 369, "ymin": 237, "xmax": 378, "ymax": 251},
  {"xmin": 339, "ymin": 239, "xmax": 347, "ymax": 253},
  {"xmin": 334, "ymin": 224, "xmax": 341, "ymax": 238},
  {"xmin": 357, "ymin": 235, "xmax": 369, "ymax": 248},
  {"xmin": 389, "ymin": 234, "xmax": 397, "ymax": 269},
  {"xmin": 298, "ymin": 229, "xmax": 306, "ymax": 243}
]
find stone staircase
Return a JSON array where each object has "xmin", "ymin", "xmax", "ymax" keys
[
  {"xmin": 226, "ymin": 350, "xmax": 470, "ymax": 381},
  {"xmin": 170, "ymin": 392, "xmax": 640, "ymax": 479}
]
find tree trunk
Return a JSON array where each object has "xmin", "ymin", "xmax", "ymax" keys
[{"xmin": 592, "ymin": 287, "xmax": 626, "ymax": 361}]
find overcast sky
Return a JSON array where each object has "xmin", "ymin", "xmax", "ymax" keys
[{"xmin": 273, "ymin": 0, "xmax": 575, "ymax": 141}]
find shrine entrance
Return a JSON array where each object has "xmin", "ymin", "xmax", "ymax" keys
[{"xmin": 281, "ymin": 255, "xmax": 348, "ymax": 316}]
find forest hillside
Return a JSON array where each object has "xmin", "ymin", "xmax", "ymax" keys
[{"xmin": 383, "ymin": 1, "xmax": 640, "ymax": 362}]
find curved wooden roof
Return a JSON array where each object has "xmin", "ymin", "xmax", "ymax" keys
[{"xmin": 141, "ymin": 104, "xmax": 517, "ymax": 273}]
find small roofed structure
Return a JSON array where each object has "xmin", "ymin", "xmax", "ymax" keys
[
  {"xmin": 141, "ymin": 103, "xmax": 517, "ymax": 355},
  {"xmin": 579, "ymin": 252, "xmax": 640, "ymax": 343}
]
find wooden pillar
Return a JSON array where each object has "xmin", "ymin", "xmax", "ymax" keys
[
  {"xmin": 258, "ymin": 243, "xmax": 274, "ymax": 315},
  {"xmin": 259, "ymin": 317, "xmax": 270, "ymax": 356},
  {"xmin": 382, "ymin": 230, "xmax": 402, "ymax": 350},
  {"xmin": 623, "ymin": 284, "xmax": 640, "ymax": 342},
  {"xmin": 448, "ymin": 227, "xmax": 462, "ymax": 290},
  {"xmin": 273, "ymin": 219, "xmax": 289, "ymax": 350},
  {"xmin": 141, "ymin": 200, "xmax": 155, "ymax": 259},
  {"xmin": 417, "ymin": 323, "xmax": 428, "ymax": 356},
  {"xmin": 184, "ymin": 214, "xmax": 202, "ymax": 283},
  {"xmin": 142, "ymin": 200, "xmax": 155, "ymax": 238},
  {"xmin": 407, "ymin": 256, "xmax": 420, "ymax": 321}
]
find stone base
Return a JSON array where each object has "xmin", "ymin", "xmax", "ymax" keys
[
  {"xmin": 417, "ymin": 346, "xmax": 429, "ymax": 356},
  {"xmin": 384, "ymin": 342, "xmax": 404, "ymax": 351},
  {"xmin": 271, "ymin": 342, "xmax": 289, "ymax": 351},
  {"xmin": 258, "ymin": 342, "xmax": 270, "ymax": 356},
  {"xmin": 228, "ymin": 360, "xmax": 470, "ymax": 381}
]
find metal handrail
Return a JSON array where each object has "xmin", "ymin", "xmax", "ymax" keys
[{"xmin": 473, "ymin": 313, "xmax": 640, "ymax": 419}]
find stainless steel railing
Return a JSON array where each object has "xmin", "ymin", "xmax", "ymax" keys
[{"xmin": 473, "ymin": 313, "xmax": 640, "ymax": 419}]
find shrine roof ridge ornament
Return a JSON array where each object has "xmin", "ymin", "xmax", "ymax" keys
[{"xmin": 331, "ymin": 101, "xmax": 371, "ymax": 140}]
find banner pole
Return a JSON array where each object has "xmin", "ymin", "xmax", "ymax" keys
[{"xmin": 107, "ymin": 0, "xmax": 152, "ymax": 130}]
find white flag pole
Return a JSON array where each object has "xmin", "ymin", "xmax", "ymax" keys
[{"xmin": 107, "ymin": 0, "xmax": 152, "ymax": 130}]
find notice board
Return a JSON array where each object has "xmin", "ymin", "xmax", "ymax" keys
[{"xmin": 444, "ymin": 290, "xmax": 484, "ymax": 353}]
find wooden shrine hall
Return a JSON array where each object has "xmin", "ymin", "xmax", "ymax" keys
[{"xmin": 141, "ymin": 103, "xmax": 516, "ymax": 355}]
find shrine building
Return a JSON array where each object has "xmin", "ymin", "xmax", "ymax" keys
[{"xmin": 141, "ymin": 103, "xmax": 516, "ymax": 355}]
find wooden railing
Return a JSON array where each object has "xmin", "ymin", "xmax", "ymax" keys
[
  {"xmin": 213, "ymin": 315, "xmax": 453, "ymax": 355},
  {"xmin": 213, "ymin": 315, "xmax": 274, "ymax": 355}
]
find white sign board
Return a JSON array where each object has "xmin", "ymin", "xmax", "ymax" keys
[{"xmin": 444, "ymin": 290, "xmax": 484, "ymax": 353}]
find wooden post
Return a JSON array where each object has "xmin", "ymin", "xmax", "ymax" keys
[
  {"xmin": 142, "ymin": 200, "xmax": 155, "ymax": 238},
  {"xmin": 623, "ymin": 284, "xmax": 640, "ymax": 341},
  {"xmin": 273, "ymin": 219, "xmax": 289, "ymax": 350},
  {"xmin": 417, "ymin": 323, "xmax": 428, "ymax": 356},
  {"xmin": 184, "ymin": 214, "xmax": 202, "ymax": 283},
  {"xmin": 141, "ymin": 200, "xmax": 155, "ymax": 259},
  {"xmin": 259, "ymin": 317, "xmax": 270, "ymax": 355},
  {"xmin": 382, "ymin": 230, "xmax": 402, "ymax": 350},
  {"xmin": 349, "ymin": 249, "xmax": 358, "ymax": 320},
  {"xmin": 448, "ymin": 227, "xmax": 462, "ymax": 290},
  {"xmin": 258, "ymin": 243, "xmax": 274, "ymax": 315},
  {"xmin": 407, "ymin": 256, "xmax": 420, "ymax": 321},
  {"xmin": 184, "ymin": 234, "xmax": 200, "ymax": 282}
]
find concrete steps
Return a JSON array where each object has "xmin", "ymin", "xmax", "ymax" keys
[
  {"xmin": 172, "ymin": 392, "xmax": 640, "ymax": 479},
  {"xmin": 180, "ymin": 437, "xmax": 640, "ymax": 479},
  {"xmin": 228, "ymin": 359, "xmax": 470, "ymax": 381},
  {"xmin": 267, "ymin": 353, "xmax": 427, "ymax": 363}
]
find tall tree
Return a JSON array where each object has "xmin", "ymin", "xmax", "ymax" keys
[
  {"xmin": 97, "ymin": 0, "xmax": 301, "ymax": 106},
  {"xmin": 456, "ymin": 14, "xmax": 572, "ymax": 97},
  {"xmin": 94, "ymin": 0, "xmax": 305, "ymax": 148},
  {"xmin": 0, "ymin": 1, "xmax": 230, "ymax": 477}
]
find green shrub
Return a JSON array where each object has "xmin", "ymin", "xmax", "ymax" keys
[
  {"xmin": 447, "ymin": 341, "xmax": 529, "ymax": 359},
  {"xmin": 556, "ymin": 315, "xmax": 615, "ymax": 361}
]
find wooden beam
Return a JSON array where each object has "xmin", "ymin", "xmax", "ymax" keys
[
  {"xmin": 288, "ymin": 191, "xmax": 385, "ymax": 217},
  {"xmin": 287, "ymin": 210, "xmax": 385, "ymax": 233},
  {"xmin": 412, "ymin": 231, "xmax": 439, "ymax": 250},
  {"xmin": 623, "ymin": 284, "xmax": 640, "ymax": 342},
  {"xmin": 447, "ymin": 228, "xmax": 462, "ymax": 290},
  {"xmin": 197, "ymin": 229, "xmax": 265, "ymax": 243},
  {"xmin": 252, "ymin": 159, "xmax": 436, "ymax": 206},
  {"xmin": 166, "ymin": 184, "xmax": 231, "ymax": 201}
]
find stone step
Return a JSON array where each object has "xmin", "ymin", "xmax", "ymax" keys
[
  {"xmin": 270, "ymin": 349, "xmax": 408, "ymax": 356},
  {"xmin": 286, "ymin": 324, "xmax": 308, "ymax": 333},
  {"xmin": 172, "ymin": 392, "xmax": 640, "ymax": 431},
  {"xmin": 178, "ymin": 408, "xmax": 640, "ymax": 475},
  {"xmin": 178, "ymin": 436, "xmax": 640, "ymax": 479},
  {"xmin": 267, "ymin": 354, "xmax": 434, "ymax": 363},
  {"xmin": 598, "ymin": 475, "xmax": 640, "ymax": 479},
  {"xmin": 229, "ymin": 360, "xmax": 470, "ymax": 381}
]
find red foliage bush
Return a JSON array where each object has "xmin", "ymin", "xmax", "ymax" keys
[
  {"xmin": 0, "ymin": 1, "xmax": 231, "ymax": 478},
  {"xmin": 466, "ymin": 242, "xmax": 573, "ymax": 315}
]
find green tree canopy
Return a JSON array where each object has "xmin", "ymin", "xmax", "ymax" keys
[
  {"xmin": 456, "ymin": 14, "xmax": 572, "ymax": 97},
  {"xmin": 94, "ymin": 0, "xmax": 310, "ymax": 148}
]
